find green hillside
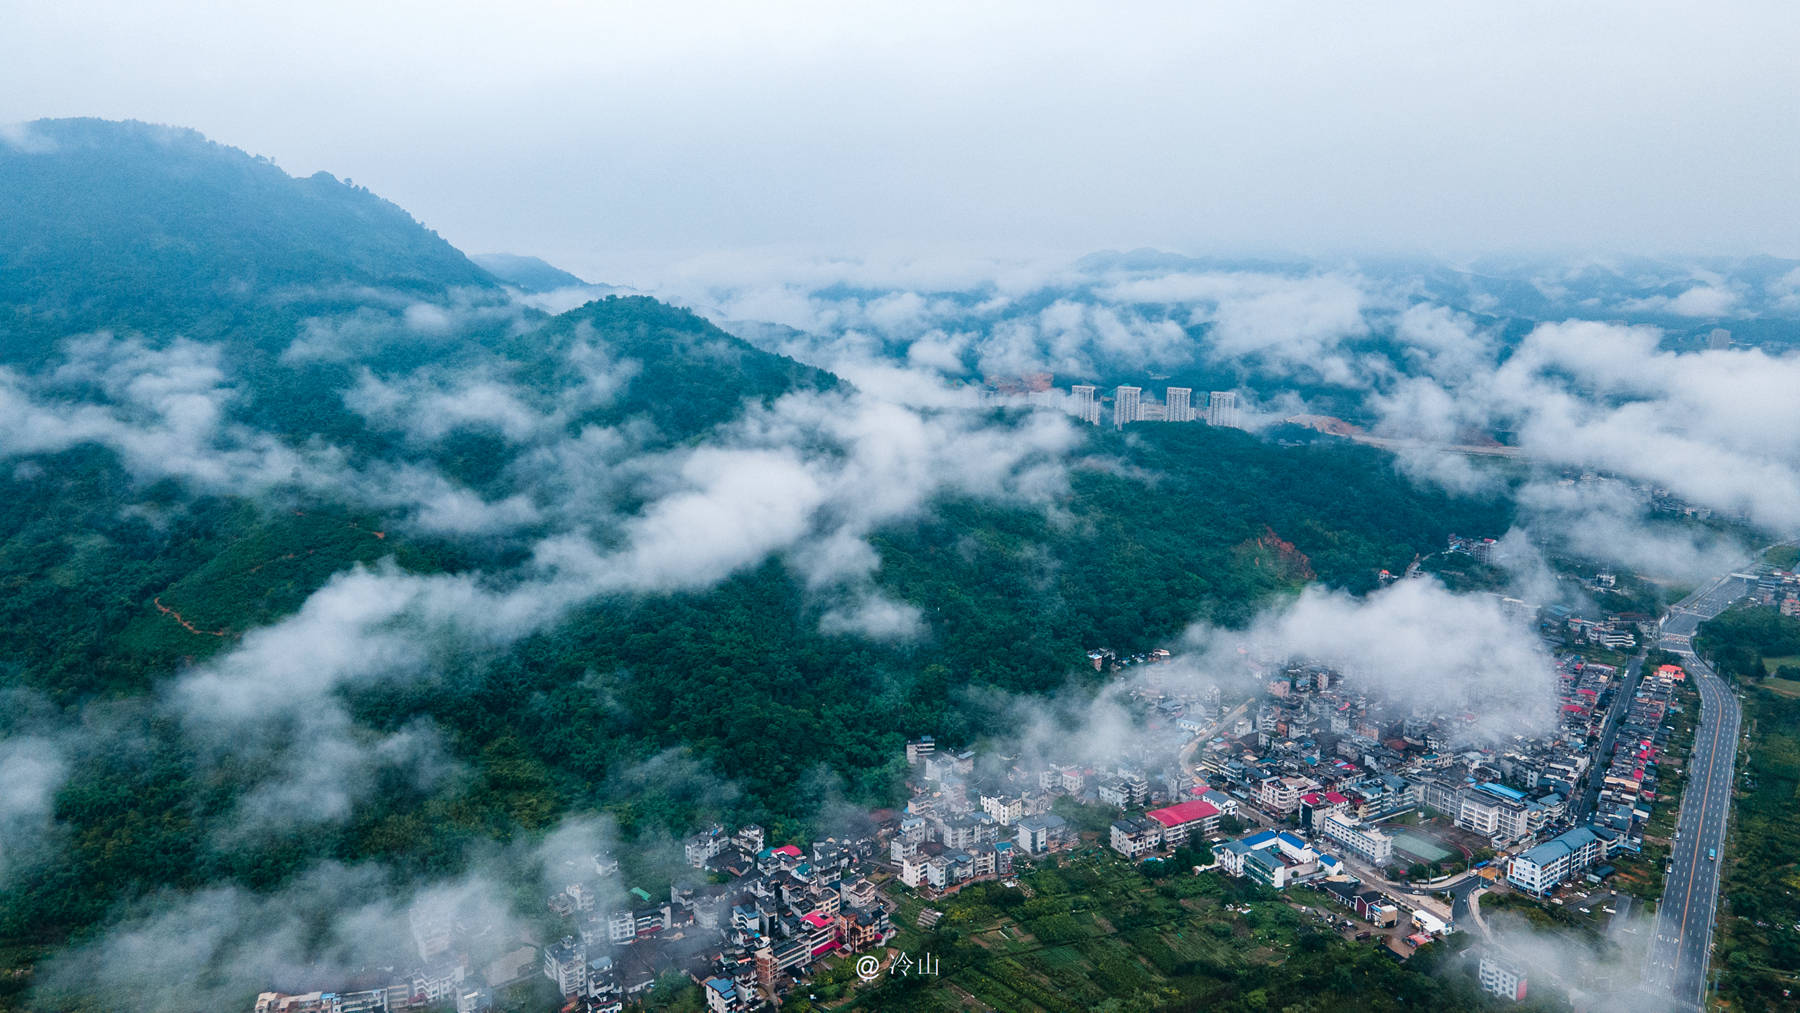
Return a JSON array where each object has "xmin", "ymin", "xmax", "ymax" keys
[{"xmin": 0, "ymin": 118, "xmax": 496, "ymax": 355}]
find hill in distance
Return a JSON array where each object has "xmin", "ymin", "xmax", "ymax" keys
[{"xmin": 472, "ymin": 252, "xmax": 591, "ymax": 292}]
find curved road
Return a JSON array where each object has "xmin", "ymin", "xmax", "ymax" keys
[{"xmin": 1641, "ymin": 571, "xmax": 1751, "ymax": 1010}]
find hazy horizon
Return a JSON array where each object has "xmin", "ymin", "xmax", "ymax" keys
[{"xmin": 6, "ymin": 1, "xmax": 1798, "ymax": 283}]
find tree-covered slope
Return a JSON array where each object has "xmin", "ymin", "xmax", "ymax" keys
[{"xmin": 0, "ymin": 118, "xmax": 497, "ymax": 354}]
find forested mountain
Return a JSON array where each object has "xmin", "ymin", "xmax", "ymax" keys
[
  {"xmin": 0, "ymin": 118, "xmax": 496, "ymax": 359},
  {"xmin": 0, "ymin": 120, "xmax": 1514, "ymax": 1009}
]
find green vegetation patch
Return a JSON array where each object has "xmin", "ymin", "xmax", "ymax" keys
[{"xmin": 1713, "ymin": 689, "xmax": 1800, "ymax": 1012}]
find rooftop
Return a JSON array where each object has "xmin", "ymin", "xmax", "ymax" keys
[{"xmin": 1145, "ymin": 800, "xmax": 1221, "ymax": 827}]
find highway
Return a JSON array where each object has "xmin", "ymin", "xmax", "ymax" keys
[{"xmin": 1641, "ymin": 571, "xmax": 1750, "ymax": 1010}]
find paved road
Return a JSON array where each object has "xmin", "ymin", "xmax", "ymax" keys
[{"xmin": 1641, "ymin": 572, "xmax": 1750, "ymax": 1010}]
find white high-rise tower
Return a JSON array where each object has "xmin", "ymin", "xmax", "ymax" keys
[
  {"xmin": 1206, "ymin": 391, "xmax": 1239, "ymax": 429},
  {"xmin": 1113, "ymin": 386, "xmax": 1142, "ymax": 427},
  {"xmin": 1069, "ymin": 385, "xmax": 1100, "ymax": 424},
  {"xmin": 1165, "ymin": 387, "xmax": 1192, "ymax": 422}
]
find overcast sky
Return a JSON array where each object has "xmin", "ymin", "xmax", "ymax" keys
[{"xmin": 5, "ymin": 1, "xmax": 1798, "ymax": 283}]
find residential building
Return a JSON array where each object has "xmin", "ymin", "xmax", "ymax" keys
[
  {"xmin": 837, "ymin": 906, "xmax": 893, "ymax": 951},
  {"xmin": 544, "ymin": 937, "xmax": 586, "ymax": 997},
  {"xmin": 1216, "ymin": 830, "xmax": 1319, "ymax": 888},
  {"xmin": 1478, "ymin": 955, "xmax": 1528, "ymax": 1002},
  {"xmin": 1109, "ymin": 815, "xmax": 1163, "ymax": 858},
  {"xmin": 1319, "ymin": 813, "xmax": 1394, "ymax": 866},
  {"xmin": 1016, "ymin": 813, "xmax": 1066, "ymax": 854},
  {"xmin": 686, "ymin": 825, "xmax": 730, "ymax": 867},
  {"xmin": 801, "ymin": 910, "xmax": 838, "ymax": 958},
  {"xmin": 1143, "ymin": 800, "xmax": 1221, "ymax": 848},
  {"xmin": 703, "ymin": 977, "xmax": 747, "ymax": 1013},
  {"xmin": 1259, "ymin": 775, "xmax": 1317, "ymax": 814},
  {"xmin": 899, "ymin": 855, "xmax": 929, "ymax": 889},
  {"xmin": 980, "ymin": 792, "xmax": 1025, "ymax": 826},
  {"xmin": 1097, "ymin": 774, "xmax": 1149, "ymax": 809},
  {"xmin": 1113, "ymin": 386, "xmax": 1142, "ymax": 427},
  {"xmin": 839, "ymin": 877, "xmax": 878, "ymax": 909},
  {"xmin": 1507, "ymin": 826, "xmax": 1614, "ymax": 896},
  {"xmin": 1165, "ymin": 386, "xmax": 1192, "ymax": 422},
  {"xmin": 1297, "ymin": 791, "xmax": 1349, "ymax": 832},
  {"xmin": 1069, "ymin": 385, "xmax": 1100, "ymax": 425},
  {"xmin": 1200, "ymin": 789, "xmax": 1238, "ymax": 815},
  {"xmin": 1206, "ymin": 391, "xmax": 1239, "ymax": 428}
]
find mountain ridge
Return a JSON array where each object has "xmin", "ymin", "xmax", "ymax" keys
[{"xmin": 0, "ymin": 118, "xmax": 498, "ymax": 351}]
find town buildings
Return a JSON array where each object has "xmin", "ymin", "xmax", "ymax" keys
[
  {"xmin": 1216, "ymin": 830, "xmax": 1324, "ymax": 889},
  {"xmin": 251, "ymin": 581, "xmax": 1697, "ymax": 1012},
  {"xmin": 1108, "ymin": 800, "xmax": 1223, "ymax": 859}
]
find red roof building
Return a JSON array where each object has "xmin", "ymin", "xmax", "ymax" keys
[
  {"xmin": 1142, "ymin": 799, "xmax": 1221, "ymax": 849},
  {"xmin": 1145, "ymin": 800, "xmax": 1221, "ymax": 827}
]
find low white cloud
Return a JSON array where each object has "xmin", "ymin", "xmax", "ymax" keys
[
  {"xmin": 819, "ymin": 594, "xmax": 926, "ymax": 642},
  {"xmin": 345, "ymin": 368, "xmax": 547, "ymax": 444},
  {"xmin": 31, "ymin": 811, "xmax": 642, "ymax": 1013},
  {"xmin": 0, "ymin": 735, "xmax": 67, "ymax": 885},
  {"xmin": 1368, "ymin": 317, "xmax": 1800, "ymax": 555},
  {"xmin": 1620, "ymin": 284, "xmax": 1740, "ymax": 317},
  {"xmin": 1191, "ymin": 578, "xmax": 1560, "ymax": 742}
]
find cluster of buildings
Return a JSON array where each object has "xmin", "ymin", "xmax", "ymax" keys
[
  {"xmin": 1109, "ymin": 799, "xmax": 1224, "ymax": 859},
  {"xmin": 534, "ymin": 827, "xmax": 895, "ymax": 1011},
  {"xmin": 254, "ymin": 897, "xmax": 546, "ymax": 1013},
  {"xmin": 1444, "ymin": 534, "xmax": 1498, "ymax": 563},
  {"xmin": 1502, "ymin": 661, "xmax": 1689, "ymax": 896},
  {"xmin": 1215, "ymin": 829, "xmax": 1339, "ymax": 889},
  {"xmin": 894, "ymin": 735, "xmax": 1109, "ymax": 894},
  {"xmin": 1439, "ymin": 535, "xmax": 1654, "ymax": 654},
  {"xmin": 254, "ymin": 991, "xmax": 409, "ymax": 1013},
  {"xmin": 1203, "ymin": 824, "xmax": 1454, "ymax": 952},
  {"xmin": 1167, "ymin": 640, "xmax": 1684, "ymax": 899},
  {"xmin": 1591, "ymin": 663, "xmax": 1685, "ymax": 829},
  {"xmin": 1191, "ymin": 660, "xmax": 1577, "ymax": 854},
  {"xmin": 255, "ymin": 830, "xmax": 897, "ymax": 1013},
  {"xmin": 1065, "ymin": 383, "xmax": 1242, "ymax": 429},
  {"xmin": 1751, "ymin": 567, "xmax": 1800, "ymax": 616},
  {"xmin": 971, "ymin": 374, "xmax": 1245, "ymax": 431}
]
